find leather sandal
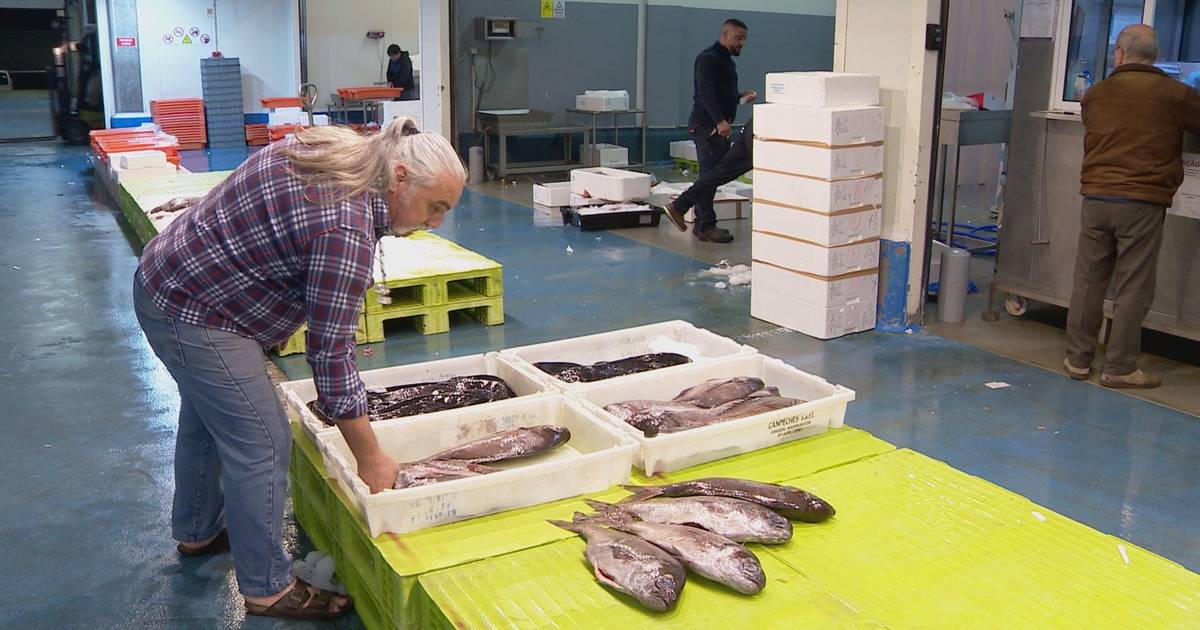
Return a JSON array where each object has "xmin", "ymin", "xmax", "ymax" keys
[
  {"xmin": 177, "ymin": 529, "xmax": 230, "ymax": 556},
  {"xmin": 245, "ymin": 578, "xmax": 353, "ymax": 620}
]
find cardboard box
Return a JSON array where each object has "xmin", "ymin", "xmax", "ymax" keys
[
  {"xmin": 533, "ymin": 182, "xmax": 572, "ymax": 207},
  {"xmin": 752, "ymin": 261, "xmax": 878, "ymax": 309},
  {"xmin": 581, "ymin": 143, "xmax": 629, "ymax": 167},
  {"xmin": 752, "ymin": 230, "xmax": 880, "ymax": 277},
  {"xmin": 752, "ymin": 201, "xmax": 881, "ymax": 246},
  {"xmin": 753, "ymin": 139, "xmax": 884, "ymax": 180},
  {"xmin": 753, "ymin": 169, "xmax": 883, "ymax": 213},
  {"xmin": 754, "ymin": 103, "xmax": 885, "ymax": 146},
  {"xmin": 752, "ymin": 284, "xmax": 877, "ymax": 339},
  {"xmin": 765, "ymin": 72, "xmax": 880, "ymax": 107},
  {"xmin": 570, "ymin": 167, "xmax": 653, "ymax": 202}
]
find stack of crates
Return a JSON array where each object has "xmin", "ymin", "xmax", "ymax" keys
[{"xmin": 200, "ymin": 57, "xmax": 246, "ymax": 149}]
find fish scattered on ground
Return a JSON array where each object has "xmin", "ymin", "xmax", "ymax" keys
[
  {"xmin": 586, "ymin": 497, "xmax": 792, "ymax": 544},
  {"xmin": 427, "ymin": 425, "xmax": 571, "ymax": 464},
  {"xmin": 548, "ymin": 518, "xmax": 688, "ymax": 612},
  {"xmin": 534, "ymin": 353, "xmax": 691, "ymax": 383},
  {"xmin": 574, "ymin": 510, "xmax": 766, "ymax": 594},
  {"xmin": 622, "ymin": 477, "xmax": 835, "ymax": 523},
  {"xmin": 392, "ymin": 460, "xmax": 497, "ymax": 489},
  {"xmin": 311, "ymin": 375, "xmax": 516, "ymax": 425}
]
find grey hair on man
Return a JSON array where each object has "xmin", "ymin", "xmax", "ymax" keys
[{"xmin": 1116, "ymin": 24, "xmax": 1159, "ymax": 65}]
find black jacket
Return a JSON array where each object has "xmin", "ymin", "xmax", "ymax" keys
[
  {"xmin": 387, "ymin": 52, "xmax": 414, "ymax": 92},
  {"xmin": 688, "ymin": 41, "xmax": 739, "ymax": 131}
]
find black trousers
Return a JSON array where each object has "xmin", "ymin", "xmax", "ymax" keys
[{"xmin": 675, "ymin": 120, "xmax": 754, "ymax": 234}]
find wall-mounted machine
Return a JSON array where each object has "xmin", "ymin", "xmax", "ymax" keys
[{"xmin": 476, "ymin": 17, "xmax": 517, "ymax": 40}]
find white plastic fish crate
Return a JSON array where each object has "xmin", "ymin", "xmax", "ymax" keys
[
  {"xmin": 499, "ymin": 320, "xmax": 758, "ymax": 394},
  {"xmin": 317, "ymin": 394, "xmax": 637, "ymax": 536},
  {"xmin": 279, "ymin": 352, "xmax": 553, "ymax": 458},
  {"xmin": 568, "ymin": 354, "xmax": 855, "ymax": 475}
]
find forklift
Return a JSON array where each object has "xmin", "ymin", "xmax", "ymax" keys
[{"xmin": 49, "ymin": 22, "xmax": 104, "ymax": 145}]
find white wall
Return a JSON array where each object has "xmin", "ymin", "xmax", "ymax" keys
[
  {"xmin": 304, "ymin": 0, "xmax": 420, "ymax": 107},
  {"xmin": 136, "ymin": 0, "xmax": 299, "ymax": 113},
  {"xmin": 834, "ymin": 0, "xmax": 939, "ymax": 320}
]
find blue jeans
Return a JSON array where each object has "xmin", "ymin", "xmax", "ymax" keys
[{"xmin": 133, "ymin": 274, "xmax": 293, "ymax": 597}]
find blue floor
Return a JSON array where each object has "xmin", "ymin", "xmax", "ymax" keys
[{"xmin": 2, "ymin": 142, "xmax": 1198, "ymax": 627}]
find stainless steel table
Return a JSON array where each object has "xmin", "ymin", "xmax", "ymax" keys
[
  {"xmin": 480, "ymin": 125, "xmax": 592, "ymax": 178},
  {"xmin": 564, "ymin": 108, "xmax": 648, "ymax": 170},
  {"xmin": 933, "ymin": 109, "xmax": 1012, "ymax": 251}
]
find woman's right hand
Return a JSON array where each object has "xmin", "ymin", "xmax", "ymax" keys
[{"xmin": 358, "ymin": 453, "xmax": 400, "ymax": 494}]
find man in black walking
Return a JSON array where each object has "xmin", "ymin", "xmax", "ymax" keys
[{"xmin": 661, "ymin": 19, "xmax": 756, "ymax": 243}]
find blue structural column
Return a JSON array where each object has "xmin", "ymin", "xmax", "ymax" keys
[{"xmin": 877, "ymin": 239, "xmax": 914, "ymax": 333}]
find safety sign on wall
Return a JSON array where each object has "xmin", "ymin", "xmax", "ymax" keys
[
  {"xmin": 1171, "ymin": 153, "xmax": 1200, "ymax": 220},
  {"xmin": 115, "ymin": 37, "xmax": 136, "ymax": 47},
  {"xmin": 540, "ymin": 0, "xmax": 565, "ymax": 19},
  {"xmin": 162, "ymin": 25, "xmax": 211, "ymax": 46}
]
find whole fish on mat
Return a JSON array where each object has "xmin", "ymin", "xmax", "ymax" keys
[
  {"xmin": 586, "ymin": 497, "xmax": 792, "ymax": 544},
  {"xmin": 428, "ymin": 425, "xmax": 570, "ymax": 464},
  {"xmin": 622, "ymin": 477, "xmax": 836, "ymax": 523},
  {"xmin": 611, "ymin": 391, "xmax": 803, "ymax": 438},
  {"xmin": 574, "ymin": 510, "xmax": 766, "ymax": 594},
  {"xmin": 534, "ymin": 352, "xmax": 692, "ymax": 383},
  {"xmin": 548, "ymin": 518, "xmax": 688, "ymax": 612}
]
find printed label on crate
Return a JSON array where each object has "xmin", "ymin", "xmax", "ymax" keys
[
  {"xmin": 403, "ymin": 492, "xmax": 460, "ymax": 525},
  {"xmin": 767, "ymin": 409, "xmax": 818, "ymax": 440}
]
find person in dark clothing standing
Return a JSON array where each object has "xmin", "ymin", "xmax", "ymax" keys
[
  {"xmin": 1063, "ymin": 25, "xmax": 1200, "ymax": 389},
  {"xmin": 667, "ymin": 118, "xmax": 754, "ymax": 222},
  {"xmin": 386, "ymin": 44, "xmax": 415, "ymax": 99},
  {"xmin": 661, "ymin": 19, "xmax": 756, "ymax": 243}
]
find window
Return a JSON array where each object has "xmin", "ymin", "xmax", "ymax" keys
[{"xmin": 1051, "ymin": 0, "xmax": 1156, "ymax": 112}]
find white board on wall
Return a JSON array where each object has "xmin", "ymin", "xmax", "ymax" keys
[{"xmin": 137, "ymin": 1, "xmax": 217, "ymax": 105}]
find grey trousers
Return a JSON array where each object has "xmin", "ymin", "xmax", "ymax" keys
[{"xmin": 1065, "ymin": 198, "xmax": 1166, "ymax": 375}]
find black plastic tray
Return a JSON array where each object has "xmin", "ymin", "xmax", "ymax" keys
[{"xmin": 560, "ymin": 207, "xmax": 662, "ymax": 231}]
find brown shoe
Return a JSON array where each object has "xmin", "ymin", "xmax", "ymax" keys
[
  {"xmin": 1100, "ymin": 369, "xmax": 1161, "ymax": 389},
  {"xmin": 660, "ymin": 202, "xmax": 687, "ymax": 232},
  {"xmin": 245, "ymin": 578, "xmax": 353, "ymax": 620},
  {"xmin": 1062, "ymin": 358, "xmax": 1090, "ymax": 381},
  {"xmin": 697, "ymin": 227, "xmax": 734, "ymax": 243}
]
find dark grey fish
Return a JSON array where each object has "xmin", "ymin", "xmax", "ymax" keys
[
  {"xmin": 392, "ymin": 460, "xmax": 497, "ymax": 489},
  {"xmin": 621, "ymin": 394, "xmax": 804, "ymax": 437},
  {"xmin": 670, "ymin": 377, "xmax": 766, "ymax": 409},
  {"xmin": 428, "ymin": 425, "xmax": 570, "ymax": 464},
  {"xmin": 576, "ymin": 510, "xmax": 766, "ymax": 594},
  {"xmin": 548, "ymin": 518, "xmax": 687, "ymax": 612},
  {"xmin": 586, "ymin": 497, "xmax": 792, "ymax": 544},
  {"xmin": 621, "ymin": 477, "xmax": 836, "ymax": 523},
  {"xmin": 148, "ymin": 196, "xmax": 202, "ymax": 216},
  {"xmin": 534, "ymin": 353, "xmax": 692, "ymax": 383}
]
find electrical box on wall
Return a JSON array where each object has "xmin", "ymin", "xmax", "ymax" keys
[
  {"xmin": 366, "ymin": 31, "xmax": 386, "ymax": 39},
  {"xmin": 476, "ymin": 17, "xmax": 517, "ymax": 40}
]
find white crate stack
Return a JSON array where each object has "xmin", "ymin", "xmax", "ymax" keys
[{"xmin": 751, "ymin": 72, "xmax": 885, "ymax": 340}]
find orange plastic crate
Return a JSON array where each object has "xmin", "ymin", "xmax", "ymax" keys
[{"xmin": 261, "ymin": 97, "xmax": 303, "ymax": 109}]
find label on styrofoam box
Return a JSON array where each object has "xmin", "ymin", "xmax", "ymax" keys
[
  {"xmin": 753, "ymin": 139, "xmax": 884, "ymax": 180},
  {"xmin": 751, "ymin": 285, "xmax": 877, "ymax": 340},
  {"xmin": 765, "ymin": 71, "xmax": 880, "ymax": 107},
  {"xmin": 752, "ymin": 261, "xmax": 878, "ymax": 309},
  {"xmin": 753, "ymin": 230, "xmax": 880, "ymax": 277},
  {"xmin": 752, "ymin": 200, "xmax": 881, "ymax": 246},
  {"xmin": 754, "ymin": 169, "xmax": 883, "ymax": 213},
  {"xmin": 754, "ymin": 103, "xmax": 885, "ymax": 146}
]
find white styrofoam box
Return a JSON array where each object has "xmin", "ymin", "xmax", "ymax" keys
[
  {"xmin": 752, "ymin": 200, "xmax": 881, "ymax": 246},
  {"xmin": 927, "ymin": 239, "xmax": 951, "ymax": 286},
  {"xmin": 754, "ymin": 103, "xmax": 885, "ymax": 146},
  {"xmin": 268, "ymin": 110, "xmax": 304, "ymax": 126},
  {"xmin": 582, "ymin": 143, "xmax": 629, "ymax": 167},
  {"xmin": 684, "ymin": 194, "xmax": 751, "ymax": 223},
  {"xmin": 279, "ymin": 352, "xmax": 553, "ymax": 455},
  {"xmin": 570, "ymin": 353, "xmax": 855, "ymax": 474},
  {"xmin": 381, "ymin": 100, "xmax": 423, "ymax": 128},
  {"xmin": 319, "ymin": 395, "xmax": 636, "ymax": 535},
  {"xmin": 114, "ymin": 164, "xmax": 179, "ymax": 182},
  {"xmin": 271, "ymin": 106, "xmax": 304, "ymax": 115},
  {"xmin": 669, "ymin": 140, "xmax": 698, "ymax": 162},
  {"xmin": 719, "ymin": 180, "xmax": 753, "ymax": 198},
  {"xmin": 754, "ymin": 169, "xmax": 883, "ymax": 213},
  {"xmin": 765, "ymin": 72, "xmax": 880, "ymax": 107},
  {"xmin": 533, "ymin": 182, "xmax": 572, "ymax": 207},
  {"xmin": 753, "ymin": 230, "xmax": 880, "ymax": 277},
  {"xmin": 752, "ymin": 261, "xmax": 878, "ymax": 309},
  {"xmin": 500, "ymin": 320, "xmax": 757, "ymax": 393},
  {"xmin": 116, "ymin": 150, "xmax": 169, "ymax": 170},
  {"xmin": 570, "ymin": 167, "xmax": 653, "ymax": 202},
  {"xmin": 753, "ymin": 139, "xmax": 884, "ymax": 180},
  {"xmin": 752, "ymin": 284, "xmax": 876, "ymax": 340},
  {"xmin": 312, "ymin": 114, "xmax": 330, "ymax": 126},
  {"xmin": 576, "ymin": 90, "xmax": 630, "ymax": 111}
]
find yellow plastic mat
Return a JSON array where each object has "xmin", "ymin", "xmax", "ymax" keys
[{"xmin": 766, "ymin": 449, "xmax": 1200, "ymax": 628}]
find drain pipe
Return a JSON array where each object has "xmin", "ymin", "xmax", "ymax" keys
[{"xmin": 636, "ymin": 0, "xmax": 647, "ymax": 156}]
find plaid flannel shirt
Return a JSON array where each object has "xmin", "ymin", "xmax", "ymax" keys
[{"xmin": 138, "ymin": 140, "xmax": 387, "ymax": 420}]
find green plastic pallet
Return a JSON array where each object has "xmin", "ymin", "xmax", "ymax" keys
[{"xmin": 274, "ymin": 316, "xmax": 371, "ymax": 356}]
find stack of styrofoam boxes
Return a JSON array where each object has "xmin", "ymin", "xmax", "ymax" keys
[
  {"xmin": 200, "ymin": 57, "xmax": 246, "ymax": 148},
  {"xmin": 108, "ymin": 149, "xmax": 178, "ymax": 183},
  {"xmin": 751, "ymin": 72, "xmax": 886, "ymax": 339}
]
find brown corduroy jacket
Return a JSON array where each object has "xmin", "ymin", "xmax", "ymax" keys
[{"xmin": 1080, "ymin": 64, "xmax": 1200, "ymax": 206}]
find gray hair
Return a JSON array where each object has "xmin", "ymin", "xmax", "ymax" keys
[
  {"xmin": 284, "ymin": 117, "xmax": 466, "ymax": 203},
  {"xmin": 1117, "ymin": 24, "xmax": 1159, "ymax": 64}
]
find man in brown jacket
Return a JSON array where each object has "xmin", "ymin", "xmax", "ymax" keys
[{"xmin": 1064, "ymin": 24, "xmax": 1200, "ymax": 388}]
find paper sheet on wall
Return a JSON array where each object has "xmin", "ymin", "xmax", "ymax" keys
[
  {"xmin": 1169, "ymin": 154, "xmax": 1200, "ymax": 220},
  {"xmin": 1020, "ymin": 0, "xmax": 1057, "ymax": 39}
]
